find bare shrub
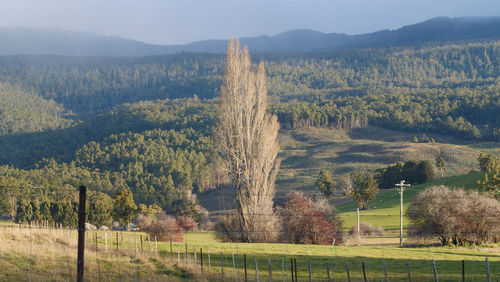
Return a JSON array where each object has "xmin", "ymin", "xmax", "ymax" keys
[
  {"xmin": 408, "ymin": 185, "xmax": 500, "ymax": 245},
  {"xmin": 177, "ymin": 216, "xmax": 197, "ymax": 231},
  {"xmin": 349, "ymin": 222, "xmax": 384, "ymax": 236},
  {"xmin": 281, "ymin": 192, "xmax": 343, "ymax": 245},
  {"xmin": 135, "ymin": 214, "xmax": 153, "ymax": 230},
  {"xmin": 147, "ymin": 213, "xmax": 183, "ymax": 242},
  {"xmin": 214, "ymin": 214, "xmax": 243, "ymax": 242}
]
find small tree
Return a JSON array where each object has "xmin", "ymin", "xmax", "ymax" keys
[
  {"xmin": 344, "ymin": 171, "xmax": 379, "ymax": 210},
  {"xmin": 113, "ymin": 189, "xmax": 137, "ymax": 227},
  {"xmin": 40, "ymin": 202, "xmax": 52, "ymax": 223},
  {"xmin": 416, "ymin": 160, "xmax": 435, "ymax": 183},
  {"xmin": 315, "ymin": 170, "xmax": 336, "ymax": 197},
  {"xmin": 478, "ymin": 159, "xmax": 500, "ymax": 197},
  {"xmin": 435, "ymin": 156, "xmax": 446, "ymax": 178},
  {"xmin": 478, "ymin": 152, "xmax": 498, "ymax": 171},
  {"xmin": 15, "ymin": 199, "xmax": 33, "ymax": 223}
]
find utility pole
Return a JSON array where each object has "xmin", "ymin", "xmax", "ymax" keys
[
  {"xmin": 396, "ymin": 180, "xmax": 410, "ymax": 247},
  {"xmin": 356, "ymin": 208, "xmax": 360, "ymax": 246}
]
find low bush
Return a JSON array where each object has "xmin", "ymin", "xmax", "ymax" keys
[
  {"xmin": 408, "ymin": 185, "xmax": 500, "ymax": 246},
  {"xmin": 281, "ymin": 192, "xmax": 343, "ymax": 245},
  {"xmin": 214, "ymin": 214, "xmax": 243, "ymax": 242},
  {"xmin": 349, "ymin": 222, "xmax": 384, "ymax": 236},
  {"xmin": 147, "ymin": 213, "xmax": 183, "ymax": 242}
]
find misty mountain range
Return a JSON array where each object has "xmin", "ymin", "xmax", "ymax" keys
[{"xmin": 1, "ymin": 16, "xmax": 500, "ymax": 57}]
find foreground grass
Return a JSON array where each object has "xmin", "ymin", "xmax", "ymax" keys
[
  {"xmin": 0, "ymin": 226, "xmax": 199, "ymax": 281},
  {"xmin": 1, "ymin": 225, "xmax": 498, "ymax": 281},
  {"xmin": 168, "ymin": 231, "xmax": 500, "ymax": 281}
]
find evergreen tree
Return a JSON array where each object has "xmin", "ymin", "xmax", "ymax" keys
[
  {"xmin": 88, "ymin": 192, "xmax": 114, "ymax": 227},
  {"xmin": 315, "ymin": 170, "xmax": 336, "ymax": 197},
  {"xmin": 435, "ymin": 156, "xmax": 446, "ymax": 178},
  {"xmin": 113, "ymin": 189, "xmax": 137, "ymax": 226}
]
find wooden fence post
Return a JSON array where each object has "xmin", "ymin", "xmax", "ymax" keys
[
  {"xmin": 268, "ymin": 257, "xmax": 273, "ymax": 282},
  {"xmin": 308, "ymin": 259, "xmax": 312, "ymax": 282},
  {"xmin": 345, "ymin": 262, "xmax": 351, "ymax": 282},
  {"xmin": 462, "ymin": 260, "xmax": 465, "ymax": 282},
  {"xmin": 362, "ymin": 262, "xmax": 367, "ymax": 282},
  {"xmin": 383, "ymin": 261, "xmax": 389, "ymax": 282},
  {"xmin": 290, "ymin": 258, "xmax": 294, "ymax": 282},
  {"xmin": 486, "ymin": 258, "xmax": 491, "ymax": 282},
  {"xmin": 140, "ymin": 235, "xmax": 143, "ymax": 254},
  {"xmin": 244, "ymin": 254, "xmax": 248, "ymax": 282},
  {"xmin": 221, "ymin": 252, "xmax": 224, "ymax": 280},
  {"xmin": 282, "ymin": 257, "xmax": 285, "ymax": 282},
  {"xmin": 77, "ymin": 185, "xmax": 87, "ymax": 282},
  {"xmin": 232, "ymin": 252, "xmax": 237, "ymax": 281},
  {"xmin": 255, "ymin": 255, "xmax": 259, "ymax": 282},
  {"xmin": 326, "ymin": 261, "xmax": 330, "ymax": 282},
  {"xmin": 294, "ymin": 258, "xmax": 297, "ymax": 282},
  {"xmin": 406, "ymin": 262, "xmax": 412, "ymax": 282},
  {"xmin": 134, "ymin": 233, "xmax": 137, "ymax": 256},
  {"xmin": 147, "ymin": 234, "xmax": 151, "ymax": 255},
  {"xmin": 432, "ymin": 259, "xmax": 438, "ymax": 282},
  {"xmin": 169, "ymin": 236, "xmax": 173, "ymax": 262},
  {"xmin": 200, "ymin": 248, "xmax": 203, "ymax": 274},
  {"xmin": 185, "ymin": 243, "xmax": 188, "ymax": 267},
  {"xmin": 208, "ymin": 251, "xmax": 211, "ymax": 271}
]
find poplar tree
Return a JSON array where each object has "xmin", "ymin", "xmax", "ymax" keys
[{"xmin": 213, "ymin": 39, "xmax": 281, "ymax": 243}]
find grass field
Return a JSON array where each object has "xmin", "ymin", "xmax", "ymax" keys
[
  {"xmin": 1, "ymin": 225, "xmax": 499, "ymax": 281},
  {"xmin": 336, "ymin": 172, "xmax": 485, "ymax": 233}
]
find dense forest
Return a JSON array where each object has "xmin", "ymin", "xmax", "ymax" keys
[
  {"xmin": 0, "ymin": 41, "xmax": 498, "ymax": 139},
  {"xmin": 0, "ymin": 39, "xmax": 499, "ymax": 221}
]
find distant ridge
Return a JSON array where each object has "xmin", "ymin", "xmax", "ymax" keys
[{"xmin": 1, "ymin": 16, "xmax": 500, "ymax": 56}]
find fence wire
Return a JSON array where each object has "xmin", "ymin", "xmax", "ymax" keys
[{"xmin": 0, "ymin": 224, "xmax": 498, "ymax": 281}]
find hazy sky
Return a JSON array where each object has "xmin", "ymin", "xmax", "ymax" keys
[{"xmin": 0, "ymin": 0, "xmax": 499, "ymax": 45}]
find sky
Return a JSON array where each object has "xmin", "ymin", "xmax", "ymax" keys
[{"xmin": 0, "ymin": 0, "xmax": 499, "ymax": 45}]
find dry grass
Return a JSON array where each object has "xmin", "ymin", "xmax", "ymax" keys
[{"xmin": 0, "ymin": 225, "xmax": 202, "ymax": 281}]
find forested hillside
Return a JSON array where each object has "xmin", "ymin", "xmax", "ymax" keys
[
  {"xmin": 0, "ymin": 32, "xmax": 499, "ymax": 220},
  {"xmin": 0, "ymin": 41, "xmax": 499, "ymax": 140}
]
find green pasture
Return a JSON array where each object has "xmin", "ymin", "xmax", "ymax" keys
[
  {"xmin": 336, "ymin": 172, "xmax": 484, "ymax": 233},
  {"xmin": 85, "ymin": 229, "xmax": 500, "ymax": 281}
]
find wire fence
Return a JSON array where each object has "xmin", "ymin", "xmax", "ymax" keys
[{"xmin": 0, "ymin": 223, "xmax": 498, "ymax": 281}]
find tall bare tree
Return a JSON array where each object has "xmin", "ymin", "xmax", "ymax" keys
[{"xmin": 213, "ymin": 39, "xmax": 281, "ymax": 243}]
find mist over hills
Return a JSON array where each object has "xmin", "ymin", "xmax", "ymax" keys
[{"xmin": 1, "ymin": 16, "xmax": 500, "ymax": 56}]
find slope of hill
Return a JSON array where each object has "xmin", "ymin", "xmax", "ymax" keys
[
  {"xmin": 1, "ymin": 17, "xmax": 500, "ymax": 56},
  {"xmin": 0, "ymin": 83, "xmax": 73, "ymax": 135},
  {"xmin": 198, "ymin": 126, "xmax": 499, "ymax": 212}
]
